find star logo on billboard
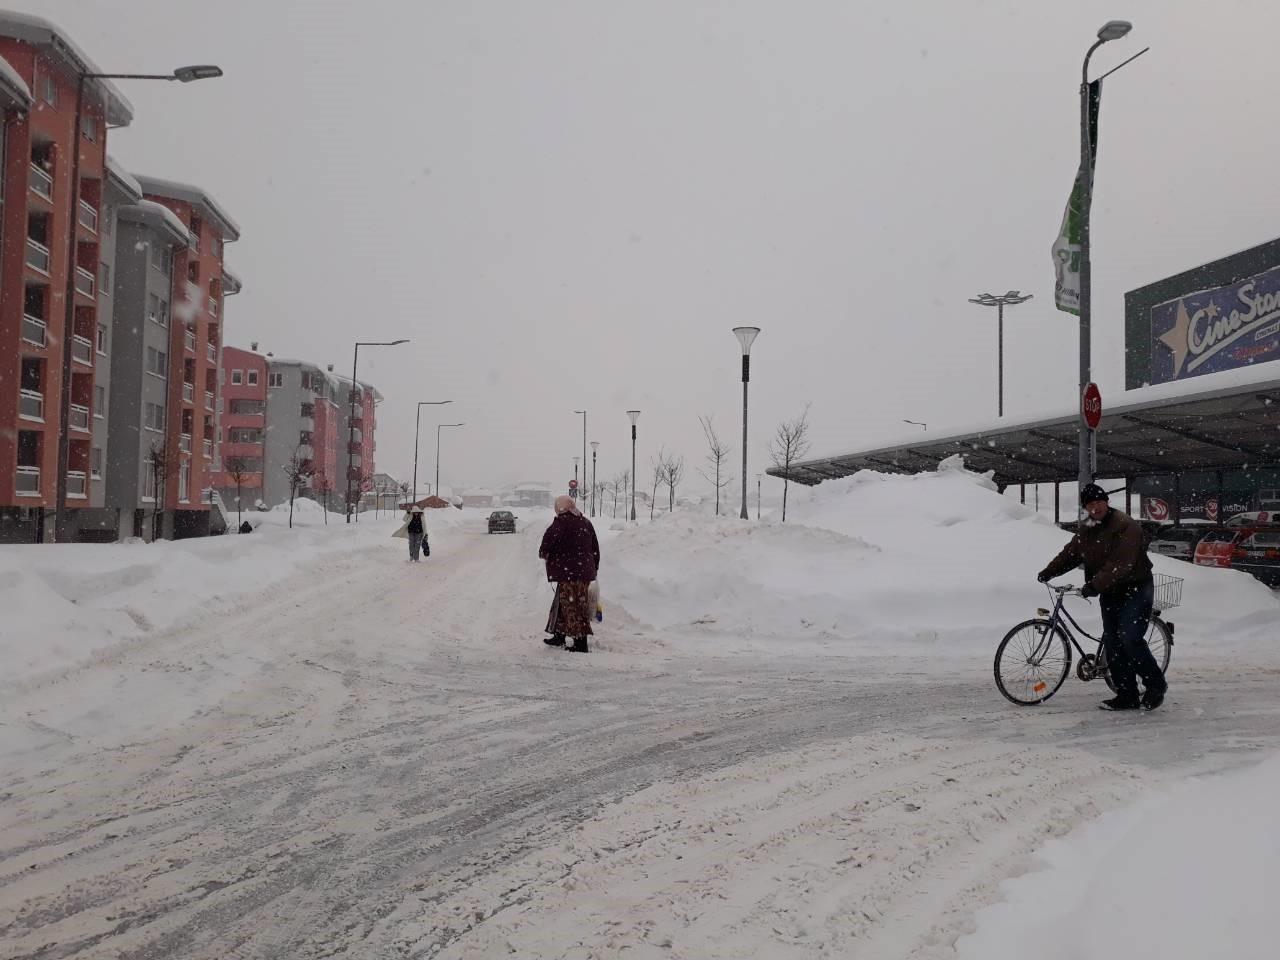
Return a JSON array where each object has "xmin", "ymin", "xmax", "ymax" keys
[{"xmin": 1157, "ymin": 300, "xmax": 1193, "ymax": 377}]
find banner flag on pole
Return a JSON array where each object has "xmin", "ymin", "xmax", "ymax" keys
[{"xmin": 1053, "ymin": 80, "xmax": 1103, "ymax": 315}]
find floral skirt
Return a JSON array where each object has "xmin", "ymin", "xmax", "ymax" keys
[{"xmin": 546, "ymin": 582, "xmax": 593, "ymax": 638}]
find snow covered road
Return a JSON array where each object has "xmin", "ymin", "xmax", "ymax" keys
[{"xmin": 3, "ymin": 513, "xmax": 1280, "ymax": 959}]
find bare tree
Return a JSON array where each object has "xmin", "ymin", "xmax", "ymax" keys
[
  {"xmin": 282, "ymin": 447, "xmax": 314, "ymax": 529},
  {"xmin": 312, "ymin": 472, "xmax": 333, "ymax": 524},
  {"xmin": 224, "ymin": 456, "xmax": 249, "ymax": 528},
  {"xmin": 768, "ymin": 405, "xmax": 812, "ymax": 522},
  {"xmin": 148, "ymin": 441, "xmax": 170, "ymax": 541},
  {"xmin": 650, "ymin": 447, "xmax": 668, "ymax": 521},
  {"xmin": 397, "ymin": 481, "xmax": 412, "ymax": 510},
  {"xmin": 662, "ymin": 453, "xmax": 686, "ymax": 512},
  {"xmin": 697, "ymin": 415, "xmax": 733, "ymax": 516}
]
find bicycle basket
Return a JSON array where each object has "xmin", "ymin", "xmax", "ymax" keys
[{"xmin": 1153, "ymin": 573, "xmax": 1183, "ymax": 612}]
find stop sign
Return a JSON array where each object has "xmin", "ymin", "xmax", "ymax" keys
[{"xmin": 1082, "ymin": 382, "xmax": 1103, "ymax": 430}]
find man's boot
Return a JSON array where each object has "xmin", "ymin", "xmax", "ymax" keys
[{"xmin": 1099, "ymin": 695, "xmax": 1141, "ymax": 711}]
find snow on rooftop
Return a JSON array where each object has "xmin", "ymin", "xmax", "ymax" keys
[
  {"xmin": 135, "ymin": 199, "xmax": 193, "ymax": 246},
  {"xmin": 134, "ymin": 174, "xmax": 241, "ymax": 241},
  {"xmin": 105, "ymin": 157, "xmax": 143, "ymax": 202},
  {"xmin": 0, "ymin": 11, "xmax": 132, "ymax": 123}
]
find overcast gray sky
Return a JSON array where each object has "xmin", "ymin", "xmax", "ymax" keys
[{"xmin": 25, "ymin": 0, "xmax": 1280, "ymax": 498}]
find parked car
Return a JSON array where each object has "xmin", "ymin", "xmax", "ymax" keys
[
  {"xmin": 1148, "ymin": 525, "xmax": 1206, "ymax": 562},
  {"xmin": 1226, "ymin": 510, "xmax": 1276, "ymax": 527},
  {"xmin": 487, "ymin": 510, "xmax": 516, "ymax": 534},
  {"xmin": 1193, "ymin": 523, "xmax": 1280, "ymax": 586}
]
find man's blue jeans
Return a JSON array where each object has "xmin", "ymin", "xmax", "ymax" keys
[{"xmin": 1099, "ymin": 579, "xmax": 1165, "ymax": 700}]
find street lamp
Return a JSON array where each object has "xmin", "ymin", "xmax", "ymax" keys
[
  {"xmin": 590, "ymin": 441, "xmax": 599, "ymax": 517},
  {"xmin": 573, "ymin": 410, "xmax": 587, "ymax": 504},
  {"xmin": 572, "ymin": 456, "xmax": 580, "ymax": 499},
  {"xmin": 52, "ymin": 64, "xmax": 223, "ymax": 542},
  {"xmin": 346, "ymin": 339, "xmax": 409, "ymax": 522},
  {"xmin": 627, "ymin": 410, "xmax": 640, "ymax": 521},
  {"xmin": 412, "ymin": 400, "xmax": 453, "ymax": 504},
  {"xmin": 732, "ymin": 327, "xmax": 761, "ymax": 520},
  {"xmin": 756, "ymin": 473, "xmax": 762, "ymax": 520},
  {"xmin": 1076, "ymin": 20, "xmax": 1141, "ymax": 494},
  {"xmin": 968, "ymin": 291, "xmax": 1032, "ymax": 417},
  {"xmin": 435, "ymin": 423, "xmax": 465, "ymax": 499},
  {"xmin": 903, "ymin": 419, "xmax": 928, "ymax": 431}
]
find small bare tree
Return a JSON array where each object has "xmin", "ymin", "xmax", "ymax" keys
[
  {"xmin": 650, "ymin": 447, "xmax": 668, "ymax": 520},
  {"xmin": 148, "ymin": 441, "xmax": 170, "ymax": 541},
  {"xmin": 768, "ymin": 405, "xmax": 812, "ymax": 522},
  {"xmin": 312, "ymin": 472, "xmax": 333, "ymax": 524},
  {"xmin": 398, "ymin": 481, "xmax": 412, "ymax": 510},
  {"xmin": 224, "ymin": 456, "xmax": 249, "ymax": 528},
  {"xmin": 282, "ymin": 447, "xmax": 314, "ymax": 529},
  {"xmin": 697, "ymin": 415, "xmax": 733, "ymax": 516},
  {"xmin": 662, "ymin": 453, "xmax": 686, "ymax": 513}
]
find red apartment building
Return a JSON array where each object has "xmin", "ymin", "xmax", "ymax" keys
[
  {"xmin": 216, "ymin": 345, "xmax": 266, "ymax": 512},
  {"xmin": 0, "ymin": 16, "xmax": 132, "ymax": 542},
  {"xmin": 135, "ymin": 176, "xmax": 240, "ymax": 536}
]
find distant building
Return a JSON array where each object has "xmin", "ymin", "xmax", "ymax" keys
[
  {"xmin": 459, "ymin": 488, "xmax": 498, "ymax": 508},
  {"xmin": 513, "ymin": 481, "xmax": 551, "ymax": 508}
]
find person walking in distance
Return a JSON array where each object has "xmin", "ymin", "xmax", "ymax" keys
[
  {"xmin": 405, "ymin": 505, "xmax": 427, "ymax": 562},
  {"xmin": 539, "ymin": 495, "xmax": 601, "ymax": 652},
  {"xmin": 1038, "ymin": 483, "xmax": 1168, "ymax": 711}
]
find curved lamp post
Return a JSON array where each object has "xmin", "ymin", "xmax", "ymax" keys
[
  {"xmin": 412, "ymin": 400, "xmax": 453, "ymax": 503},
  {"xmin": 732, "ymin": 327, "xmax": 760, "ymax": 519}
]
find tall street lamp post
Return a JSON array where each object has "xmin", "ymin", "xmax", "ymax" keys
[
  {"xmin": 573, "ymin": 410, "xmax": 587, "ymax": 504},
  {"xmin": 346, "ymin": 339, "xmax": 409, "ymax": 522},
  {"xmin": 412, "ymin": 400, "xmax": 453, "ymax": 504},
  {"xmin": 590, "ymin": 441, "xmax": 599, "ymax": 517},
  {"xmin": 1077, "ymin": 19, "xmax": 1138, "ymax": 493},
  {"xmin": 572, "ymin": 456, "xmax": 580, "ymax": 499},
  {"xmin": 627, "ymin": 410, "xmax": 640, "ymax": 521},
  {"xmin": 756, "ymin": 474, "xmax": 762, "ymax": 520},
  {"xmin": 53, "ymin": 64, "xmax": 223, "ymax": 542},
  {"xmin": 732, "ymin": 327, "xmax": 760, "ymax": 520},
  {"xmin": 967, "ymin": 291, "xmax": 1032, "ymax": 417},
  {"xmin": 435, "ymin": 423, "xmax": 465, "ymax": 499}
]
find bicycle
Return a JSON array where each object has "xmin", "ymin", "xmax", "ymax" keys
[{"xmin": 994, "ymin": 574, "xmax": 1180, "ymax": 706}]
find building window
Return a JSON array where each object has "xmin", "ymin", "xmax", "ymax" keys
[
  {"xmin": 91, "ymin": 447, "xmax": 103, "ymax": 478},
  {"xmin": 247, "ymin": 369, "xmax": 259, "ymax": 386},
  {"xmin": 39, "ymin": 67, "xmax": 57, "ymax": 106},
  {"xmin": 179, "ymin": 462, "xmax": 190, "ymax": 502},
  {"xmin": 97, "ymin": 324, "xmax": 108, "ymax": 355},
  {"xmin": 94, "ymin": 384, "xmax": 106, "ymax": 415},
  {"xmin": 142, "ymin": 464, "xmax": 157, "ymax": 502},
  {"xmin": 147, "ymin": 293, "xmax": 160, "ymax": 324},
  {"xmin": 231, "ymin": 369, "xmax": 243, "ymax": 385},
  {"xmin": 83, "ymin": 113, "xmax": 98, "ymax": 142},
  {"xmin": 100, "ymin": 262, "xmax": 110, "ymax": 295},
  {"xmin": 211, "ymin": 238, "xmax": 222, "ymax": 258},
  {"xmin": 153, "ymin": 244, "xmax": 172, "ymax": 276},
  {"xmin": 144, "ymin": 402, "xmax": 165, "ymax": 431},
  {"xmin": 146, "ymin": 347, "xmax": 168, "ymax": 378},
  {"xmin": 229, "ymin": 427, "xmax": 263, "ymax": 444},
  {"xmin": 268, "ymin": 372, "xmax": 283, "ymax": 388}
]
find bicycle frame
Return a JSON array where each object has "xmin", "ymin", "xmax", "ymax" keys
[{"xmin": 1031, "ymin": 586, "xmax": 1103, "ymax": 664}]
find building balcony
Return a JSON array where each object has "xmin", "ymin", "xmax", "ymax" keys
[
  {"xmin": 183, "ymin": 381, "xmax": 195, "ymax": 404},
  {"xmin": 26, "ymin": 238, "xmax": 51, "ymax": 274},
  {"xmin": 205, "ymin": 391, "xmax": 215, "ymax": 412},
  {"xmin": 22, "ymin": 315, "xmax": 48, "ymax": 347},
  {"xmin": 297, "ymin": 444, "xmax": 314, "ymax": 460},
  {"xmin": 15, "ymin": 465, "xmax": 41, "ymax": 496},
  {"xmin": 179, "ymin": 433, "xmax": 192, "ymax": 454},
  {"xmin": 208, "ymin": 296, "xmax": 218, "ymax": 318},
  {"xmin": 29, "ymin": 163, "xmax": 54, "ymax": 201},
  {"xmin": 78, "ymin": 199, "xmax": 98, "ymax": 234},
  {"xmin": 72, "ymin": 335, "xmax": 94, "ymax": 367},
  {"xmin": 185, "ymin": 329, "xmax": 196, "ymax": 353},
  {"xmin": 66, "ymin": 470, "xmax": 88, "ymax": 499},
  {"xmin": 69, "ymin": 404, "xmax": 90, "ymax": 432},
  {"xmin": 207, "ymin": 343, "xmax": 217, "ymax": 363},
  {"xmin": 19, "ymin": 389, "xmax": 44, "ymax": 421},
  {"xmin": 203, "ymin": 439, "xmax": 213, "ymax": 459},
  {"xmin": 350, "ymin": 416, "xmax": 363, "ymax": 430},
  {"xmin": 348, "ymin": 441, "xmax": 363, "ymax": 455},
  {"xmin": 75, "ymin": 266, "xmax": 95, "ymax": 298}
]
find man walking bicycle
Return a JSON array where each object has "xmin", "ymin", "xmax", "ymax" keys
[{"xmin": 1037, "ymin": 483, "xmax": 1168, "ymax": 711}]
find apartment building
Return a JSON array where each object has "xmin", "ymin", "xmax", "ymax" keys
[
  {"xmin": 133, "ymin": 175, "xmax": 240, "ymax": 538},
  {"xmin": 216, "ymin": 345, "xmax": 267, "ymax": 512},
  {"xmin": 0, "ymin": 13, "xmax": 133, "ymax": 543},
  {"xmin": 262, "ymin": 357, "xmax": 346, "ymax": 508}
]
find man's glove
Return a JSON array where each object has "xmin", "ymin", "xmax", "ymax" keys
[
  {"xmin": 1036, "ymin": 571, "xmax": 1051, "ymax": 583},
  {"xmin": 1080, "ymin": 584, "xmax": 1099, "ymax": 599}
]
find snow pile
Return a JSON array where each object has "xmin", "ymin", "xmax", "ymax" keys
[
  {"xmin": 0, "ymin": 515, "xmax": 398, "ymax": 689},
  {"xmin": 605, "ymin": 458, "xmax": 1279, "ymax": 653},
  {"xmin": 956, "ymin": 751, "xmax": 1280, "ymax": 960}
]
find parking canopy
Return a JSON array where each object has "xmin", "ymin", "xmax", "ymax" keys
[{"xmin": 772, "ymin": 368, "xmax": 1280, "ymax": 488}]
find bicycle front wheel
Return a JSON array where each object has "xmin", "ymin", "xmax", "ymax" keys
[{"xmin": 995, "ymin": 618, "xmax": 1072, "ymax": 705}]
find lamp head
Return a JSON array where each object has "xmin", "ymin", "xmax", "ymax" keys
[
  {"xmin": 173, "ymin": 65, "xmax": 223, "ymax": 82},
  {"xmin": 1097, "ymin": 20, "xmax": 1132, "ymax": 41},
  {"xmin": 732, "ymin": 326, "xmax": 761, "ymax": 356},
  {"xmin": 626, "ymin": 410, "xmax": 641, "ymax": 425}
]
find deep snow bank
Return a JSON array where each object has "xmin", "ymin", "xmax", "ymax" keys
[
  {"xmin": 605, "ymin": 458, "xmax": 1279, "ymax": 653},
  {"xmin": 955, "ymin": 750, "xmax": 1280, "ymax": 960}
]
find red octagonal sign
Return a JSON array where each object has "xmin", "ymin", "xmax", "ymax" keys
[{"xmin": 1082, "ymin": 382, "xmax": 1103, "ymax": 430}]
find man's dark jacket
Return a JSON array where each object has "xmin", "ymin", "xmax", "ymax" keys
[
  {"xmin": 539, "ymin": 513, "xmax": 600, "ymax": 583},
  {"xmin": 1039, "ymin": 508, "xmax": 1153, "ymax": 595}
]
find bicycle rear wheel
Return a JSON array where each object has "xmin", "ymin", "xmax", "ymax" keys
[
  {"xmin": 1103, "ymin": 616, "xmax": 1173, "ymax": 693},
  {"xmin": 995, "ymin": 618, "xmax": 1072, "ymax": 705}
]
